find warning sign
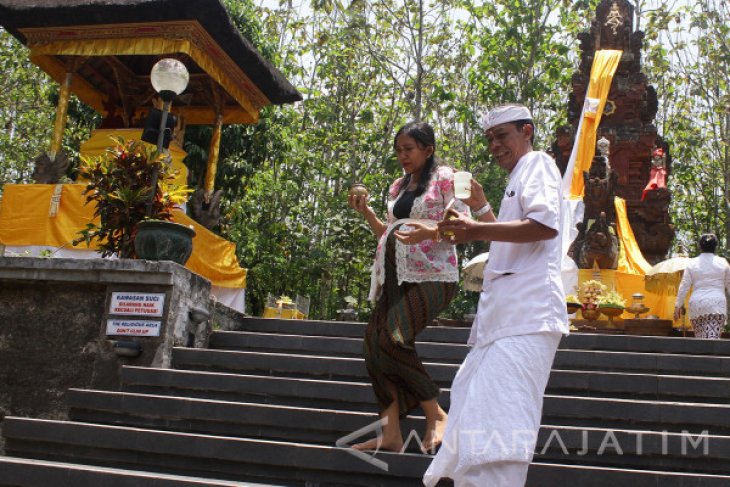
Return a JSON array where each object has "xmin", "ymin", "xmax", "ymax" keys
[
  {"xmin": 110, "ymin": 292, "xmax": 165, "ymax": 317},
  {"xmin": 106, "ymin": 319, "xmax": 161, "ymax": 336}
]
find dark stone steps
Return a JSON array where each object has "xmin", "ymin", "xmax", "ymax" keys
[
  {"xmin": 123, "ymin": 366, "xmax": 730, "ymax": 414},
  {"xmin": 0, "ymin": 456, "xmax": 268, "ymax": 487},
  {"xmin": 68, "ymin": 389, "xmax": 730, "ymax": 447},
  {"xmin": 6, "ymin": 417, "xmax": 730, "ymax": 486},
  {"xmin": 236, "ymin": 319, "xmax": 730, "ymax": 357},
  {"xmin": 173, "ymin": 346, "xmax": 730, "ymax": 383}
]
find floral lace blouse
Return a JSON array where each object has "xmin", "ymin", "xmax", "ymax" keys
[{"xmin": 368, "ymin": 165, "xmax": 470, "ymax": 301}]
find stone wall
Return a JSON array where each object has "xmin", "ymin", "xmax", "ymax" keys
[{"xmin": 0, "ymin": 257, "xmax": 213, "ymax": 436}]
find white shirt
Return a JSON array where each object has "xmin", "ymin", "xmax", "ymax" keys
[
  {"xmin": 469, "ymin": 151, "xmax": 569, "ymax": 347},
  {"xmin": 675, "ymin": 253, "xmax": 730, "ymax": 319}
]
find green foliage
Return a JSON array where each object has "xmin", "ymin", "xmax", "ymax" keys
[
  {"xmin": 74, "ymin": 138, "xmax": 190, "ymax": 258},
  {"xmin": 643, "ymin": 0, "xmax": 730, "ymax": 255},
  {"xmin": 0, "ymin": 29, "xmax": 55, "ymax": 190},
  {"xmin": 0, "ymin": 28, "xmax": 98, "ymax": 193}
]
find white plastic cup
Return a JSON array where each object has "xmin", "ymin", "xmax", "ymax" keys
[{"xmin": 454, "ymin": 171, "xmax": 472, "ymax": 199}]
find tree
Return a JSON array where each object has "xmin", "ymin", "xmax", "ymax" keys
[{"xmin": 643, "ymin": 0, "xmax": 730, "ymax": 254}]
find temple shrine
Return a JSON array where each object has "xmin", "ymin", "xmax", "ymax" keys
[{"xmin": 553, "ymin": 0, "xmax": 674, "ymax": 267}]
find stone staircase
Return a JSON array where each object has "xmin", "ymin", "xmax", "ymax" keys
[{"xmin": 3, "ymin": 317, "xmax": 730, "ymax": 486}]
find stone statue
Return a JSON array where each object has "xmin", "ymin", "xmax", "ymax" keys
[
  {"xmin": 32, "ymin": 151, "xmax": 69, "ymax": 184},
  {"xmin": 583, "ymin": 154, "xmax": 618, "ymax": 221},
  {"xmin": 190, "ymin": 188, "xmax": 223, "ymax": 232},
  {"xmin": 550, "ymin": 125, "xmax": 574, "ymax": 176},
  {"xmin": 577, "ymin": 212, "xmax": 619, "ymax": 269}
]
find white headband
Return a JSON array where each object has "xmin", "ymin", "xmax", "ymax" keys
[{"xmin": 481, "ymin": 105, "xmax": 532, "ymax": 132}]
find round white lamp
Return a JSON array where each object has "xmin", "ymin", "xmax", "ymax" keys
[{"xmin": 150, "ymin": 58, "xmax": 189, "ymax": 102}]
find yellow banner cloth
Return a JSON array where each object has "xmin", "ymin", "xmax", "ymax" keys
[
  {"xmin": 570, "ymin": 50, "xmax": 622, "ymax": 199},
  {"xmin": 79, "ymin": 129, "xmax": 188, "ymax": 188},
  {"xmin": 614, "ymin": 197, "xmax": 652, "ymax": 275},
  {"xmin": 0, "ymin": 184, "xmax": 246, "ymax": 288}
]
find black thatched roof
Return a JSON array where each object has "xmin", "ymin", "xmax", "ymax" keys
[{"xmin": 0, "ymin": 0, "xmax": 301, "ymax": 105}]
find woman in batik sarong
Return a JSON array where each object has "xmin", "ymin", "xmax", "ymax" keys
[
  {"xmin": 347, "ymin": 121, "xmax": 477, "ymax": 453},
  {"xmin": 674, "ymin": 233, "xmax": 730, "ymax": 339}
]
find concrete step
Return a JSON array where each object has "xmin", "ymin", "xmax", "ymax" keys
[
  {"xmin": 122, "ymin": 367, "xmax": 381, "ymax": 410},
  {"xmin": 236, "ymin": 318, "xmax": 467, "ymax": 344},
  {"xmin": 6, "ymin": 417, "xmax": 730, "ymax": 486},
  {"xmin": 171, "ymin": 348, "xmax": 456, "ymax": 385},
  {"xmin": 526, "ymin": 462, "xmax": 730, "ymax": 487},
  {"xmin": 68, "ymin": 388, "xmax": 730, "ymax": 445},
  {"xmin": 1, "ymin": 417, "xmax": 433, "ymax": 487},
  {"xmin": 0, "ymin": 456, "xmax": 268, "ymax": 487},
  {"xmin": 236, "ymin": 318, "xmax": 730, "ymax": 357},
  {"xmin": 209, "ymin": 331, "xmax": 467, "ymax": 363},
  {"xmin": 123, "ymin": 366, "xmax": 730, "ymax": 415},
  {"xmin": 534, "ymin": 425, "xmax": 730, "ymax": 474},
  {"xmin": 173, "ymin": 346, "xmax": 730, "ymax": 385}
]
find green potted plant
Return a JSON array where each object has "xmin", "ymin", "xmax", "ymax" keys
[{"xmin": 74, "ymin": 137, "xmax": 193, "ymax": 263}]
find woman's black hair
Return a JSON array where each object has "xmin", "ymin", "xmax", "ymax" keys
[
  {"xmin": 699, "ymin": 233, "xmax": 718, "ymax": 253},
  {"xmin": 393, "ymin": 121, "xmax": 439, "ymax": 197}
]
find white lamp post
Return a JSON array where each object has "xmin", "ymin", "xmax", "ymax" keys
[
  {"xmin": 147, "ymin": 58, "xmax": 188, "ymax": 216},
  {"xmin": 150, "ymin": 58, "xmax": 189, "ymax": 153}
]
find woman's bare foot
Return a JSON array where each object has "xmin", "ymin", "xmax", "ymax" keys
[
  {"xmin": 422, "ymin": 412, "xmax": 447, "ymax": 453},
  {"xmin": 351, "ymin": 436, "xmax": 404, "ymax": 452}
]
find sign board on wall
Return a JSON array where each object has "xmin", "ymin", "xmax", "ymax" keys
[
  {"xmin": 106, "ymin": 319, "xmax": 161, "ymax": 336},
  {"xmin": 109, "ymin": 292, "xmax": 165, "ymax": 317}
]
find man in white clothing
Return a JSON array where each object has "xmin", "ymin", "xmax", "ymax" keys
[{"xmin": 425, "ymin": 104, "xmax": 569, "ymax": 487}]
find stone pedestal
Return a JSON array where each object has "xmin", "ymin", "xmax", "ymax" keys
[{"xmin": 0, "ymin": 257, "xmax": 212, "ymax": 422}]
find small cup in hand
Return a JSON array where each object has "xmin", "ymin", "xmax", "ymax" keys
[{"xmin": 453, "ymin": 171, "xmax": 472, "ymax": 199}]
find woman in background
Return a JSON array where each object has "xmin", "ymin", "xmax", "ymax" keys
[{"xmin": 674, "ymin": 233, "xmax": 730, "ymax": 339}]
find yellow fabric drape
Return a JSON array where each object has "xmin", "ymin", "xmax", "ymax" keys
[
  {"xmin": 0, "ymin": 184, "xmax": 246, "ymax": 288},
  {"xmin": 79, "ymin": 129, "xmax": 188, "ymax": 188},
  {"xmin": 173, "ymin": 211, "xmax": 247, "ymax": 288},
  {"xmin": 569, "ymin": 50, "xmax": 622, "ymax": 199},
  {"xmin": 0, "ymin": 184, "xmax": 96, "ymax": 248},
  {"xmin": 51, "ymin": 72, "xmax": 73, "ymax": 157},
  {"xmin": 577, "ymin": 269, "xmax": 675, "ymax": 321},
  {"xmin": 614, "ymin": 197, "xmax": 652, "ymax": 275},
  {"xmin": 29, "ymin": 32, "xmax": 264, "ymax": 124},
  {"xmin": 205, "ymin": 117, "xmax": 223, "ymax": 194}
]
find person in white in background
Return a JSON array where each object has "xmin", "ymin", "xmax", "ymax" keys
[
  {"xmin": 674, "ymin": 233, "xmax": 730, "ymax": 339},
  {"xmin": 423, "ymin": 104, "xmax": 569, "ymax": 487}
]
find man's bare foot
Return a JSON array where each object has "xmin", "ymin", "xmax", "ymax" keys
[
  {"xmin": 351, "ymin": 436, "xmax": 404, "ymax": 452},
  {"xmin": 422, "ymin": 413, "xmax": 448, "ymax": 453}
]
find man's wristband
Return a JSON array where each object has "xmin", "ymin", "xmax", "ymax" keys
[{"xmin": 472, "ymin": 203, "xmax": 491, "ymax": 218}]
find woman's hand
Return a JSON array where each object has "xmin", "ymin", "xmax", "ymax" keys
[
  {"xmin": 459, "ymin": 179, "xmax": 488, "ymax": 211},
  {"xmin": 673, "ymin": 306, "xmax": 684, "ymax": 321},
  {"xmin": 395, "ymin": 222, "xmax": 438, "ymax": 245},
  {"xmin": 348, "ymin": 193, "xmax": 370, "ymax": 216}
]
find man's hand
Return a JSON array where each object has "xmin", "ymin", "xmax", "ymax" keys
[
  {"xmin": 437, "ymin": 212, "xmax": 482, "ymax": 244},
  {"xmin": 459, "ymin": 179, "xmax": 488, "ymax": 211}
]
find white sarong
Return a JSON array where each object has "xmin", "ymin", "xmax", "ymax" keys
[{"xmin": 423, "ymin": 331, "xmax": 561, "ymax": 486}]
